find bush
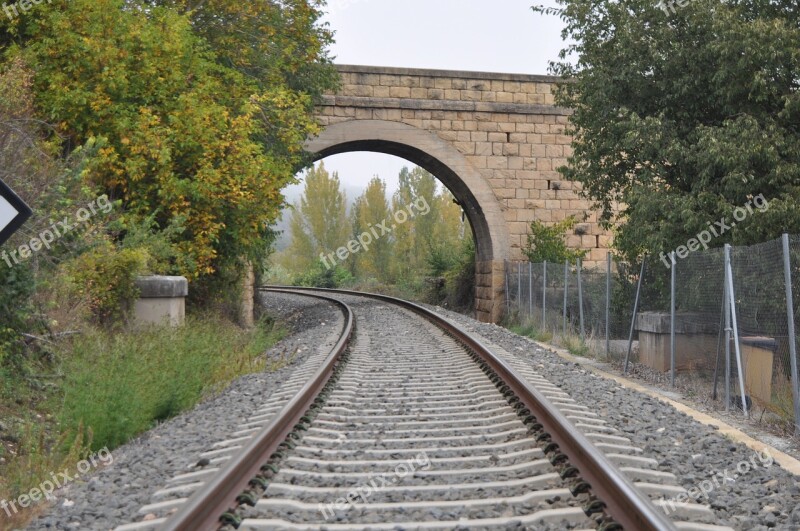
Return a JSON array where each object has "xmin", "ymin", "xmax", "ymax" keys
[
  {"xmin": 293, "ymin": 263, "xmax": 352, "ymax": 288},
  {"xmin": 0, "ymin": 262, "xmax": 36, "ymax": 363},
  {"xmin": 423, "ymin": 238, "xmax": 476, "ymax": 311},
  {"xmin": 64, "ymin": 242, "xmax": 149, "ymax": 325},
  {"xmin": 523, "ymin": 216, "xmax": 587, "ymax": 264}
]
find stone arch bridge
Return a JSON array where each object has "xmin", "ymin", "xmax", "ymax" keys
[{"xmin": 306, "ymin": 65, "xmax": 609, "ymax": 323}]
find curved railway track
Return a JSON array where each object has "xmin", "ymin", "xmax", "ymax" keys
[{"xmin": 116, "ymin": 288, "xmax": 734, "ymax": 531}]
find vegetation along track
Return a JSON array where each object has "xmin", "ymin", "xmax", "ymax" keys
[{"xmin": 116, "ymin": 288, "xmax": 734, "ymax": 531}]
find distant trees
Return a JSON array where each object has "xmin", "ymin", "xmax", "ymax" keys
[
  {"xmin": 392, "ymin": 167, "xmax": 440, "ymax": 280},
  {"xmin": 351, "ymin": 177, "xmax": 393, "ymax": 283},
  {"xmin": 537, "ymin": 0, "xmax": 800, "ymax": 261},
  {"xmin": 277, "ymin": 164, "xmax": 473, "ymax": 292}
]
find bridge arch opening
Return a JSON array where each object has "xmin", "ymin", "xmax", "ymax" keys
[
  {"xmin": 306, "ymin": 120, "xmax": 508, "ymax": 266},
  {"xmin": 304, "ymin": 120, "xmax": 508, "ymax": 321}
]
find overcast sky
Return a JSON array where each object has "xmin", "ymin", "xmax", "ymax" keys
[{"xmin": 286, "ymin": 0, "xmax": 565, "ymax": 201}]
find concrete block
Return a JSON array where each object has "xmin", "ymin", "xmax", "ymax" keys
[{"xmin": 134, "ymin": 276, "xmax": 187, "ymax": 327}]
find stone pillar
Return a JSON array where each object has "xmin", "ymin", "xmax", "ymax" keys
[
  {"xmin": 133, "ymin": 276, "xmax": 188, "ymax": 327},
  {"xmin": 475, "ymin": 260, "xmax": 505, "ymax": 323}
]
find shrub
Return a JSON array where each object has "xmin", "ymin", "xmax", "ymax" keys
[
  {"xmin": 523, "ymin": 216, "xmax": 587, "ymax": 264},
  {"xmin": 65, "ymin": 242, "xmax": 149, "ymax": 325},
  {"xmin": 293, "ymin": 263, "xmax": 352, "ymax": 288}
]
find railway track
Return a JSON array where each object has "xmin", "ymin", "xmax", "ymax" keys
[{"xmin": 116, "ymin": 288, "xmax": 735, "ymax": 531}]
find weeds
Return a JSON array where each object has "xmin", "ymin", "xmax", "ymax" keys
[
  {"xmin": 0, "ymin": 313, "xmax": 286, "ymax": 529},
  {"xmin": 59, "ymin": 315, "xmax": 286, "ymax": 451},
  {"xmin": 560, "ymin": 335, "xmax": 591, "ymax": 357}
]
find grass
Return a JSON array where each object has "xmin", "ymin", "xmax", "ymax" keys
[
  {"xmin": 560, "ymin": 335, "xmax": 592, "ymax": 357},
  {"xmin": 507, "ymin": 321, "xmax": 554, "ymax": 343},
  {"xmin": 503, "ymin": 311, "xmax": 597, "ymax": 358},
  {"xmin": 0, "ymin": 313, "xmax": 286, "ymax": 529},
  {"xmin": 58, "ymin": 315, "xmax": 287, "ymax": 451}
]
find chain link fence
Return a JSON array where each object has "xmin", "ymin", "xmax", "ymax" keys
[{"xmin": 505, "ymin": 235, "xmax": 800, "ymax": 435}]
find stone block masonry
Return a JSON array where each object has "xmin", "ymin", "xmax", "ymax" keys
[{"xmin": 311, "ymin": 65, "xmax": 612, "ymax": 322}]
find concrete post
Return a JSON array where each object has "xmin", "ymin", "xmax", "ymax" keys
[{"xmin": 134, "ymin": 276, "xmax": 188, "ymax": 327}]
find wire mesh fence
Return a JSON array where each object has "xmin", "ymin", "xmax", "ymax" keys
[{"xmin": 504, "ymin": 235, "xmax": 800, "ymax": 434}]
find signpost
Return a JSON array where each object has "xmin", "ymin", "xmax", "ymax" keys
[{"xmin": 0, "ymin": 178, "xmax": 32, "ymax": 247}]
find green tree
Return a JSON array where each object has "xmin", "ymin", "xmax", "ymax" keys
[
  {"xmin": 352, "ymin": 177, "xmax": 393, "ymax": 283},
  {"xmin": 392, "ymin": 166, "xmax": 439, "ymax": 278},
  {"xmin": 536, "ymin": 0, "xmax": 800, "ymax": 261},
  {"xmin": 285, "ymin": 162, "xmax": 349, "ymax": 271},
  {"xmin": 427, "ymin": 188, "xmax": 472, "ymax": 276}
]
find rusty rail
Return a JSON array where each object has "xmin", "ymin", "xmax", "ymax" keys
[{"xmin": 160, "ymin": 289, "xmax": 353, "ymax": 531}]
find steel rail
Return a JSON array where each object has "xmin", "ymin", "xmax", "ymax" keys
[
  {"xmin": 160, "ymin": 289, "xmax": 354, "ymax": 531},
  {"xmin": 261, "ymin": 286, "xmax": 677, "ymax": 531}
]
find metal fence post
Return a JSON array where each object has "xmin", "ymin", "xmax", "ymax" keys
[
  {"xmin": 725, "ymin": 244, "xmax": 749, "ymax": 418},
  {"xmin": 577, "ymin": 259, "xmax": 585, "ymax": 342},
  {"xmin": 563, "ymin": 260, "xmax": 569, "ymax": 337},
  {"xmin": 724, "ymin": 251, "xmax": 731, "ymax": 413},
  {"xmin": 505, "ymin": 260, "xmax": 510, "ymax": 315},
  {"xmin": 542, "ymin": 261, "xmax": 547, "ymax": 331},
  {"xmin": 529, "ymin": 261, "xmax": 533, "ymax": 318},
  {"xmin": 606, "ymin": 252, "xmax": 611, "ymax": 359},
  {"xmin": 517, "ymin": 262, "xmax": 522, "ymax": 314},
  {"xmin": 782, "ymin": 234, "xmax": 800, "ymax": 435},
  {"xmin": 670, "ymin": 251, "xmax": 676, "ymax": 388},
  {"xmin": 624, "ymin": 258, "xmax": 646, "ymax": 375}
]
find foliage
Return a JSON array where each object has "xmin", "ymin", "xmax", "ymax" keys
[
  {"xmin": 285, "ymin": 162, "xmax": 349, "ymax": 271},
  {"xmin": 522, "ymin": 216, "xmax": 587, "ymax": 263},
  {"xmin": 439, "ymin": 238, "xmax": 477, "ymax": 311},
  {"xmin": 64, "ymin": 242, "xmax": 149, "ymax": 325},
  {"xmin": 59, "ymin": 315, "xmax": 287, "ymax": 451},
  {"xmin": 0, "ymin": 57, "xmax": 105, "ymax": 358},
  {"xmin": 351, "ymin": 177, "xmax": 394, "ymax": 282},
  {"xmin": 392, "ymin": 167, "xmax": 440, "ymax": 280},
  {"xmin": 0, "ymin": 424, "xmax": 90, "ymax": 531},
  {"xmin": 1, "ymin": 0, "xmax": 335, "ymax": 283},
  {"xmin": 293, "ymin": 262, "xmax": 353, "ymax": 289},
  {"xmin": 0, "ymin": 264, "xmax": 35, "ymax": 363},
  {"xmin": 279, "ymin": 164, "xmax": 476, "ymax": 309},
  {"xmin": 507, "ymin": 320, "xmax": 553, "ymax": 343},
  {"xmin": 535, "ymin": 0, "xmax": 800, "ymax": 262},
  {"xmin": 561, "ymin": 334, "xmax": 591, "ymax": 357}
]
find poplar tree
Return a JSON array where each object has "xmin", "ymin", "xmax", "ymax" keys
[{"xmin": 286, "ymin": 162, "xmax": 349, "ymax": 271}]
